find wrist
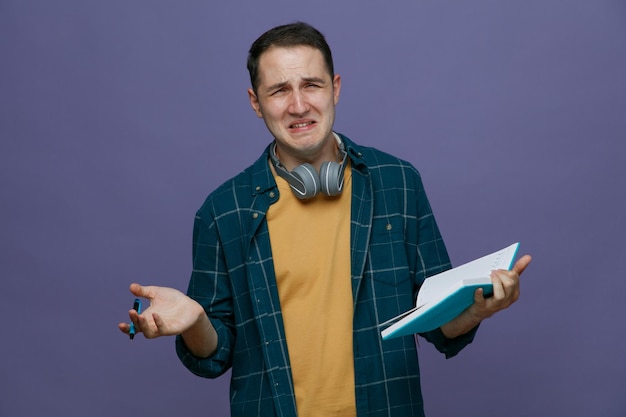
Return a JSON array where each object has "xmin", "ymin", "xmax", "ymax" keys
[
  {"xmin": 441, "ymin": 306, "xmax": 484, "ymax": 339},
  {"xmin": 181, "ymin": 303, "xmax": 217, "ymax": 358}
]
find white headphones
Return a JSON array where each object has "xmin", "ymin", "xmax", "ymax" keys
[{"xmin": 269, "ymin": 133, "xmax": 348, "ymax": 200}]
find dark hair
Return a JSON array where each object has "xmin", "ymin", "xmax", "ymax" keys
[{"xmin": 247, "ymin": 22, "xmax": 335, "ymax": 93}]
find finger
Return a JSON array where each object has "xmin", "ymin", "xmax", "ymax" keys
[
  {"xmin": 512, "ymin": 255, "xmax": 532, "ymax": 276},
  {"xmin": 128, "ymin": 308, "xmax": 140, "ymax": 322},
  {"xmin": 136, "ymin": 311, "xmax": 160, "ymax": 338},
  {"xmin": 129, "ymin": 283, "xmax": 157, "ymax": 301},
  {"xmin": 153, "ymin": 312, "xmax": 166, "ymax": 334},
  {"xmin": 491, "ymin": 269, "xmax": 520, "ymax": 306},
  {"xmin": 490, "ymin": 270, "xmax": 506, "ymax": 300},
  {"xmin": 129, "ymin": 282, "xmax": 146, "ymax": 297},
  {"xmin": 492, "ymin": 268, "xmax": 518, "ymax": 288},
  {"xmin": 474, "ymin": 287, "xmax": 487, "ymax": 304},
  {"xmin": 126, "ymin": 309, "xmax": 142, "ymax": 336},
  {"xmin": 118, "ymin": 322, "xmax": 130, "ymax": 334}
]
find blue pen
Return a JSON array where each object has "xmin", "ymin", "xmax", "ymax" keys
[{"xmin": 129, "ymin": 298, "xmax": 142, "ymax": 341}]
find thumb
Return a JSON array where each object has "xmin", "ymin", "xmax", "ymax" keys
[
  {"xmin": 512, "ymin": 255, "xmax": 532, "ymax": 276},
  {"xmin": 129, "ymin": 283, "xmax": 156, "ymax": 300}
]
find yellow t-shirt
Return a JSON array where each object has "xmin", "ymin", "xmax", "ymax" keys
[{"xmin": 267, "ymin": 162, "xmax": 356, "ymax": 417}]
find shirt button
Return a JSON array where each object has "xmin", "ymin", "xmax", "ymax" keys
[
  {"xmin": 386, "ymin": 223, "xmax": 392, "ymax": 231},
  {"xmin": 269, "ymin": 191, "xmax": 275, "ymax": 198},
  {"xmin": 255, "ymin": 186, "xmax": 261, "ymax": 191},
  {"xmin": 252, "ymin": 212, "xmax": 259, "ymax": 219}
]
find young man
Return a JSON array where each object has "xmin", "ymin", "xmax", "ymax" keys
[{"xmin": 119, "ymin": 22, "xmax": 531, "ymax": 417}]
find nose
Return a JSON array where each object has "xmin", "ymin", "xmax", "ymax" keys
[{"xmin": 288, "ymin": 90, "xmax": 310, "ymax": 115}]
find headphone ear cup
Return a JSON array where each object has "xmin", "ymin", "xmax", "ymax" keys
[
  {"xmin": 319, "ymin": 161, "xmax": 342, "ymax": 196},
  {"xmin": 291, "ymin": 163, "xmax": 321, "ymax": 199}
]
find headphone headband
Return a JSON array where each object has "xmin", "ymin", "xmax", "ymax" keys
[{"xmin": 269, "ymin": 133, "xmax": 348, "ymax": 199}]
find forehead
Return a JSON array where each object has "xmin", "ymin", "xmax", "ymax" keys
[{"xmin": 256, "ymin": 45, "xmax": 330, "ymax": 85}]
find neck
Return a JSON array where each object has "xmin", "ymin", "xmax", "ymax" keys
[{"xmin": 274, "ymin": 132, "xmax": 340, "ymax": 171}]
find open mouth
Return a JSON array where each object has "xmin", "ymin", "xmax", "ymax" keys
[{"xmin": 289, "ymin": 121, "xmax": 315, "ymax": 129}]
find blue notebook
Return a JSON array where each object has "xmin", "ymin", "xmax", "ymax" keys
[{"xmin": 380, "ymin": 242, "xmax": 520, "ymax": 340}]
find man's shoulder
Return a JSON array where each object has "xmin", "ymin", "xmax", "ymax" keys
[
  {"xmin": 196, "ymin": 147, "xmax": 273, "ymax": 217},
  {"xmin": 342, "ymin": 135, "xmax": 421, "ymax": 179},
  {"xmin": 362, "ymin": 145, "xmax": 414, "ymax": 169}
]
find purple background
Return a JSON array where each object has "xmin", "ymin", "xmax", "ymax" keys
[{"xmin": 2, "ymin": 1, "xmax": 625, "ymax": 416}]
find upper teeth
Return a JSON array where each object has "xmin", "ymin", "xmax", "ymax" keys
[{"xmin": 292, "ymin": 122, "xmax": 309, "ymax": 128}]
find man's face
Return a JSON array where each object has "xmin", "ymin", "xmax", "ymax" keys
[{"xmin": 248, "ymin": 45, "xmax": 341, "ymax": 169}]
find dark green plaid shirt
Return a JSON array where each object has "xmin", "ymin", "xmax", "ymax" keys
[{"xmin": 176, "ymin": 134, "xmax": 477, "ymax": 417}]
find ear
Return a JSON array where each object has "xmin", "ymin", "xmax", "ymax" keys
[
  {"xmin": 332, "ymin": 74, "xmax": 342, "ymax": 106},
  {"xmin": 248, "ymin": 88, "xmax": 264, "ymax": 118}
]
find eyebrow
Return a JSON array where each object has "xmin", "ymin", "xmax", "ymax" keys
[{"xmin": 264, "ymin": 77, "xmax": 327, "ymax": 93}]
